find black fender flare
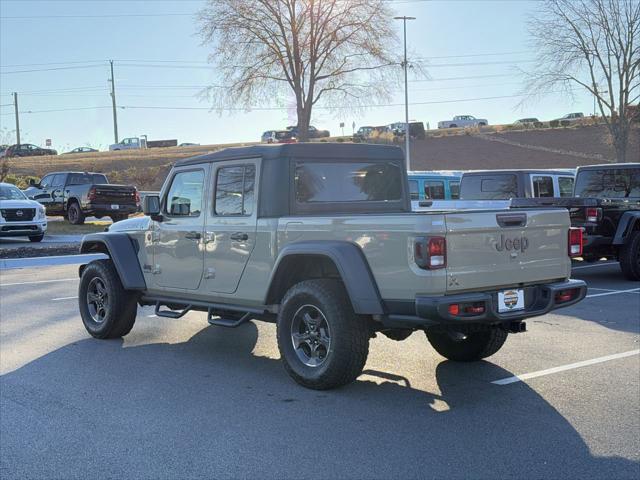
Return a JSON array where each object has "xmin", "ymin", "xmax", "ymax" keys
[
  {"xmin": 79, "ymin": 233, "xmax": 146, "ymax": 290},
  {"xmin": 613, "ymin": 211, "xmax": 640, "ymax": 245},
  {"xmin": 265, "ymin": 241, "xmax": 384, "ymax": 315}
]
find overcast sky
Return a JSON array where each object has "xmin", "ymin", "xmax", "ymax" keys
[{"xmin": 0, "ymin": 0, "xmax": 595, "ymax": 151}]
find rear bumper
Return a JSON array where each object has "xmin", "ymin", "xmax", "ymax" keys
[
  {"xmin": 383, "ymin": 279, "xmax": 587, "ymax": 329},
  {"xmin": 83, "ymin": 202, "xmax": 137, "ymax": 215}
]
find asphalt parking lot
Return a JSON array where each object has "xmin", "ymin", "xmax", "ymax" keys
[{"xmin": 0, "ymin": 260, "xmax": 638, "ymax": 479}]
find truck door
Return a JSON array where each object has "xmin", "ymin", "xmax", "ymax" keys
[
  {"xmin": 203, "ymin": 159, "xmax": 259, "ymax": 294},
  {"xmin": 154, "ymin": 167, "xmax": 207, "ymax": 290}
]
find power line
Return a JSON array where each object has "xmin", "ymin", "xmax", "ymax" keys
[
  {"xmin": 1, "ymin": 13, "xmax": 193, "ymax": 19},
  {"xmin": 0, "ymin": 64, "xmax": 107, "ymax": 74}
]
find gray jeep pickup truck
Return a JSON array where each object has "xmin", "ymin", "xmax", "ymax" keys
[{"xmin": 77, "ymin": 144, "xmax": 587, "ymax": 390}]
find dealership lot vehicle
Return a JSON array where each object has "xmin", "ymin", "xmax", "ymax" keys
[
  {"xmin": 408, "ymin": 171, "xmax": 462, "ymax": 200},
  {"xmin": 24, "ymin": 171, "xmax": 138, "ymax": 225},
  {"xmin": 549, "ymin": 163, "xmax": 640, "ymax": 279},
  {"xmin": 3, "ymin": 143, "xmax": 57, "ymax": 157},
  {"xmin": 0, "ymin": 182, "xmax": 47, "ymax": 242},
  {"xmin": 0, "ymin": 259, "xmax": 637, "ymax": 479},
  {"xmin": 64, "ymin": 147, "xmax": 98, "ymax": 154},
  {"xmin": 76, "ymin": 143, "xmax": 585, "ymax": 390},
  {"xmin": 438, "ymin": 115, "xmax": 488, "ymax": 129},
  {"xmin": 460, "ymin": 169, "xmax": 576, "ymax": 200}
]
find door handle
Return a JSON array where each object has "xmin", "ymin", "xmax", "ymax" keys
[
  {"xmin": 230, "ymin": 232, "xmax": 249, "ymax": 241},
  {"xmin": 185, "ymin": 231, "xmax": 202, "ymax": 240}
]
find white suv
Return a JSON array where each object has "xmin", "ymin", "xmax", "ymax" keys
[{"xmin": 0, "ymin": 182, "xmax": 47, "ymax": 242}]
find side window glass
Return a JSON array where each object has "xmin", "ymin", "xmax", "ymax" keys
[
  {"xmin": 450, "ymin": 181, "xmax": 460, "ymax": 199},
  {"xmin": 165, "ymin": 170, "xmax": 204, "ymax": 217},
  {"xmin": 40, "ymin": 175, "xmax": 53, "ymax": 188},
  {"xmin": 215, "ymin": 164, "xmax": 256, "ymax": 216},
  {"xmin": 532, "ymin": 176, "xmax": 554, "ymax": 197},
  {"xmin": 51, "ymin": 174, "xmax": 65, "ymax": 187},
  {"xmin": 558, "ymin": 177, "xmax": 574, "ymax": 197},
  {"xmin": 424, "ymin": 181, "xmax": 445, "ymax": 200},
  {"xmin": 408, "ymin": 180, "xmax": 419, "ymax": 200}
]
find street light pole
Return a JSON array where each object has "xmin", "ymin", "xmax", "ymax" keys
[{"xmin": 394, "ymin": 16, "xmax": 415, "ymax": 171}]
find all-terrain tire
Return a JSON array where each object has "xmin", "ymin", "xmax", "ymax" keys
[
  {"xmin": 276, "ymin": 279, "xmax": 370, "ymax": 390},
  {"xmin": 79, "ymin": 259, "xmax": 138, "ymax": 339},
  {"xmin": 619, "ymin": 230, "xmax": 640, "ymax": 281},
  {"xmin": 28, "ymin": 234, "xmax": 44, "ymax": 242},
  {"xmin": 425, "ymin": 327, "xmax": 508, "ymax": 362},
  {"xmin": 67, "ymin": 202, "xmax": 85, "ymax": 225}
]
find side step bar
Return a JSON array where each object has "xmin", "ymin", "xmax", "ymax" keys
[
  {"xmin": 208, "ymin": 311, "xmax": 252, "ymax": 328},
  {"xmin": 147, "ymin": 296, "xmax": 268, "ymax": 327}
]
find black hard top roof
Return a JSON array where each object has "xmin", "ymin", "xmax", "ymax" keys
[
  {"xmin": 577, "ymin": 163, "xmax": 640, "ymax": 171},
  {"xmin": 175, "ymin": 143, "xmax": 404, "ymax": 167}
]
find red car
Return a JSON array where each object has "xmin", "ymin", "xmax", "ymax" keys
[{"xmin": 4, "ymin": 144, "xmax": 57, "ymax": 157}]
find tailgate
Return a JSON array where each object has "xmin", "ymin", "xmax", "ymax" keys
[
  {"xmin": 93, "ymin": 184, "xmax": 137, "ymax": 204},
  {"xmin": 444, "ymin": 209, "xmax": 570, "ymax": 293}
]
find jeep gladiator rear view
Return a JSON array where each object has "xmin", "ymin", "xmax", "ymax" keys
[{"xmin": 77, "ymin": 144, "xmax": 587, "ymax": 390}]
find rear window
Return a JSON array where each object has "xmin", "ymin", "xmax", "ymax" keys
[
  {"xmin": 460, "ymin": 174, "xmax": 517, "ymax": 200},
  {"xmin": 295, "ymin": 161, "xmax": 403, "ymax": 203},
  {"xmin": 574, "ymin": 168, "xmax": 640, "ymax": 198},
  {"xmin": 424, "ymin": 181, "xmax": 445, "ymax": 200},
  {"xmin": 449, "ymin": 181, "xmax": 460, "ymax": 199},
  {"xmin": 558, "ymin": 176, "xmax": 574, "ymax": 197},
  {"xmin": 532, "ymin": 176, "xmax": 553, "ymax": 197},
  {"xmin": 67, "ymin": 173, "xmax": 108, "ymax": 185}
]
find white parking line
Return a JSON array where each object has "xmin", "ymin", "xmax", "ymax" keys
[
  {"xmin": 572, "ymin": 262, "xmax": 618, "ymax": 270},
  {"xmin": 492, "ymin": 349, "xmax": 640, "ymax": 385},
  {"xmin": 1, "ymin": 277, "xmax": 77, "ymax": 287},
  {"xmin": 586, "ymin": 288, "xmax": 640, "ymax": 298},
  {"xmin": 51, "ymin": 296, "xmax": 78, "ymax": 301}
]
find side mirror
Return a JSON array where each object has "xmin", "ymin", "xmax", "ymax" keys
[
  {"xmin": 29, "ymin": 178, "xmax": 36, "ymax": 186},
  {"xmin": 143, "ymin": 195, "xmax": 162, "ymax": 221}
]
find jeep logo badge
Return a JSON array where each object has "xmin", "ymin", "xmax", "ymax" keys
[{"xmin": 496, "ymin": 234, "xmax": 529, "ymax": 253}]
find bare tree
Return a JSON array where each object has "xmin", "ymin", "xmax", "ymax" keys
[
  {"xmin": 525, "ymin": 0, "xmax": 640, "ymax": 162},
  {"xmin": 198, "ymin": 0, "xmax": 399, "ymax": 141}
]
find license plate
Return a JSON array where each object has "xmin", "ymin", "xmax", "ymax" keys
[
  {"xmin": 111, "ymin": 204, "xmax": 119, "ymax": 210},
  {"xmin": 498, "ymin": 289, "xmax": 524, "ymax": 313}
]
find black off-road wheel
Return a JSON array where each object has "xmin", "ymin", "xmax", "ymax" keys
[
  {"xmin": 28, "ymin": 234, "xmax": 44, "ymax": 242},
  {"xmin": 79, "ymin": 259, "xmax": 138, "ymax": 339},
  {"xmin": 67, "ymin": 202, "xmax": 85, "ymax": 225},
  {"xmin": 619, "ymin": 230, "xmax": 640, "ymax": 281},
  {"xmin": 276, "ymin": 279, "xmax": 370, "ymax": 390},
  {"xmin": 425, "ymin": 326, "xmax": 508, "ymax": 362}
]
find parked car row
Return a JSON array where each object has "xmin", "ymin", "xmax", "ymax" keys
[
  {"xmin": 412, "ymin": 163, "xmax": 640, "ymax": 280},
  {"xmin": 354, "ymin": 121, "xmax": 426, "ymax": 141}
]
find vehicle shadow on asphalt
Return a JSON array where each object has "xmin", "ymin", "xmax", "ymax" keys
[
  {"xmin": 1, "ymin": 321, "xmax": 638, "ymax": 479},
  {"xmin": 558, "ymin": 266, "xmax": 640, "ymax": 335}
]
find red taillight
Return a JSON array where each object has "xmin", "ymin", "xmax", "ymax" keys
[
  {"xmin": 586, "ymin": 207, "xmax": 601, "ymax": 223},
  {"xmin": 135, "ymin": 190, "xmax": 141, "ymax": 204},
  {"xmin": 448, "ymin": 304, "xmax": 459, "ymax": 315},
  {"xmin": 414, "ymin": 236, "xmax": 446, "ymax": 269},
  {"xmin": 568, "ymin": 227, "xmax": 583, "ymax": 257},
  {"xmin": 555, "ymin": 288, "xmax": 578, "ymax": 304},
  {"xmin": 88, "ymin": 187, "xmax": 97, "ymax": 201}
]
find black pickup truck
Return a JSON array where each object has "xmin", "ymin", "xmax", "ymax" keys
[
  {"xmin": 24, "ymin": 171, "xmax": 138, "ymax": 225},
  {"xmin": 513, "ymin": 163, "xmax": 640, "ymax": 280}
]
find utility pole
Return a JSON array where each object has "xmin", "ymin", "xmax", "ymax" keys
[
  {"xmin": 109, "ymin": 60, "xmax": 119, "ymax": 144},
  {"xmin": 394, "ymin": 16, "xmax": 415, "ymax": 171},
  {"xmin": 13, "ymin": 92, "xmax": 20, "ymax": 145}
]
